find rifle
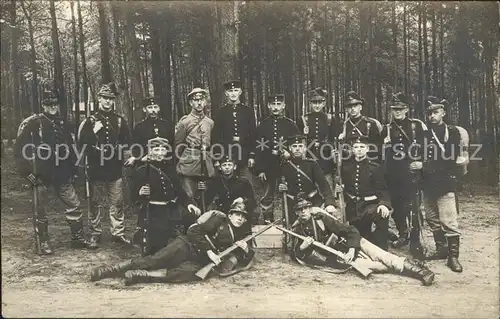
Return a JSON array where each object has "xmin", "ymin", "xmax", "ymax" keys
[
  {"xmin": 141, "ymin": 157, "xmax": 151, "ymax": 256},
  {"xmin": 195, "ymin": 220, "xmax": 280, "ymax": 280},
  {"xmin": 274, "ymin": 225, "xmax": 372, "ymax": 278},
  {"xmin": 31, "ymin": 131, "xmax": 42, "ymax": 255},
  {"xmin": 198, "ymin": 128, "xmax": 207, "ymax": 214},
  {"xmin": 301, "ymin": 93, "xmax": 308, "ymax": 135},
  {"xmin": 334, "ymin": 138, "xmax": 346, "ymax": 223},
  {"xmin": 83, "ymin": 104, "xmax": 92, "ymax": 227},
  {"xmin": 280, "ymin": 176, "xmax": 291, "ymax": 253}
]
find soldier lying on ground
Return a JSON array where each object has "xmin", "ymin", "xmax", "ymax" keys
[
  {"xmin": 290, "ymin": 196, "xmax": 435, "ymax": 286},
  {"xmin": 90, "ymin": 200, "xmax": 254, "ymax": 286}
]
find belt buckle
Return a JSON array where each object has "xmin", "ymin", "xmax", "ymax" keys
[
  {"xmin": 272, "ymin": 150, "xmax": 279, "ymax": 156},
  {"xmin": 314, "ymin": 142, "xmax": 320, "ymax": 148},
  {"xmin": 232, "ymin": 136, "xmax": 240, "ymax": 142}
]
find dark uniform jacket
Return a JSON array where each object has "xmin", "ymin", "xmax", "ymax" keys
[
  {"xmin": 254, "ymin": 115, "xmax": 299, "ymax": 178},
  {"xmin": 211, "ymin": 102, "xmax": 256, "ymax": 166},
  {"xmin": 131, "ymin": 117, "xmax": 174, "ymax": 162},
  {"xmin": 281, "ymin": 157, "xmax": 336, "ymax": 207},
  {"xmin": 292, "ymin": 209, "xmax": 361, "ymax": 266},
  {"xmin": 341, "ymin": 115, "xmax": 382, "ymax": 161},
  {"xmin": 204, "ymin": 175, "xmax": 257, "ymax": 224},
  {"xmin": 187, "ymin": 210, "xmax": 254, "ymax": 265},
  {"xmin": 297, "ymin": 112, "xmax": 341, "ymax": 174},
  {"xmin": 78, "ymin": 110, "xmax": 131, "ymax": 181},
  {"xmin": 381, "ymin": 117, "xmax": 427, "ymax": 192},
  {"xmin": 15, "ymin": 113, "xmax": 78, "ymax": 186},
  {"xmin": 341, "ymin": 158, "xmax": 391, "ymax": 222},
  {"xmin": 422, "ymin": 123, "xmax": 461, "ymax": 196}
]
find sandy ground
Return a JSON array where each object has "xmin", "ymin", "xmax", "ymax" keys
[{"xmin": 1, "ymin": 148, "xmax": 499, "ymax": 318}]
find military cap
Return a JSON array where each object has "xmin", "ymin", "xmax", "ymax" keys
[
  {"xmin": 98, "ymin": 83, "xmax": 118, "ymax": 98},
  {"xmin": 229, "ymin": 199, "xmax": 248, "ymax": 216},
  {"xmin": 426, "ymin": 96, "xmax": 446, "ymax": 112},
  {"xmin": 219, "ymin": 154, "xmax": 236, "ymax": 164},
  {"xmin": 147, "ymin": 137, "xmax": 170, "ymax": 150},
  {"xmin": 41, "ymin": 90, "xmax": 59, "ymax": 105},
  {"xmin": 267, "ymin": 94, "xmax": 285, "ymax": 104},
  {"xmin": 390, "ymin": 92, "xmax": 409, "ymax": 109},
  {"xmin": 347, "ymin": 134, "xmax": 369, "ymax": 145},
  {"xmin": 187, "ymin": 88, "xmax": 209, "ymax": 101},
  {"xmin": 293, "ymin": 193, "xmax": 313, "ymax": 211},
  {"xmin": 287, "ymin": 133, "xmax": 307, "ymax": 145},
  {"xmin": 142, "ymin": 96, "xmax": 157, "ymax": 108},
  {"xmin": 309, "ymin": 87, "xmax": 327, "ymax": 101},
  {"xmin": 345, "ymin": 91, "xmax": 364, "ymax": 107},
  {"xmin": 223, "ymin": 80, "xmax": 242, "ymax": 91}
]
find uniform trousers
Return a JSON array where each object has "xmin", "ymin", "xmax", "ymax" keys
[
  {"xmin": 89, "ymin": 178, "xmax": 125, "ymax": 237},
  {"xmin": 36, "ymin": 182, "xmax": 83, "ymax": 224},
  {"xmin": 423, "ymin": 191, "xmax": 460, "ymax": 236}
]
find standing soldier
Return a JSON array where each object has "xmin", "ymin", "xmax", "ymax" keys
[
  {"xmin": 15, "ymin": 90, "xmax": 89, "ymax": 254},
  {"xmin": 341, "ymin": 135, "xmax": 392, "ymax": 250},
  {"xmin": 422, "ymin": 96, "xmax": 465, "ymax": 272},
  {"xmin": 211, "ymin": 80, "xmax": 257, "ymax": 184},
  {"xmin": 277, "ymin": 134, "xmax": 337, "ymax": 223},
  {"xmin": 175, "ymin": 88, "xmax": 215, "ymax": 205},
  {"xmin": 131, "ymin": 137, "xmax": 200, "ymax": 255},
  {"xmin": 78, "ymin": 83, "xmax": 132, "ymax": 248},
  {"xmin": 381, "ymin": 93, "xmax": 427, "ymax": 254},
  {"xmin": 338, "ymin": 91, "xmax": 382, "ymax": 161},
  {"xmin": 297, "ymin": 87, "xmax": 341, "ymax": 190},
  {"xmin": 254, "ymin": 94, "xmax": 300, "ymax": 222},
  {"xmin": 200, "ymin": 155, "xmax": 257, "ymax": 225},
  {"xmin": 125, "ymin": 96, "xmax": 174, "ymax": 167}
]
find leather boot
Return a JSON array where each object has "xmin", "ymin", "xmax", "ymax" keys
[
  {"xmin": 403, "ymin": 258, "xmax": 435, "ymax": 286},
  {"xmin": 425, "ymin": 230, "xmax": 448, "ymax": 260},
  {"xmin": 67, "ymin": 220, "xmax": 89, "ymax": 249},
  {"xmin": 391, "ymin": 229, "xmax": 410, "ymax": 248},
  {"xmin": 124, "ymin": 269, "xmax": 168, "ymax": 286},
  {"xmin": 446, "ymin": 235, "xmax": 463, "ymax": 272},
  {"xmin": 89, "ymin": 260, "xmax": 133, "ymax": 282},
  {"xmin": 37, "ymin": 220, "xmax": 53, "ymax": 255}
]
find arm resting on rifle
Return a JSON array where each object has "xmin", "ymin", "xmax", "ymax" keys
[
  {"xmin": 318, "ymin": 209, "xmax": 361, "ymax": 249},
  {"xmin": 187, "ymin": 211, "xmax": 226, "ymax": 255}
]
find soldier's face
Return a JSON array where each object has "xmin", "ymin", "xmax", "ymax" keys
[
  {"xmin": 190, "ymin": 98, "xmax": 206, "ymax": 113},
  {"xmin": 228, "ymin": 212, "xmax": 247, "ymax": 228},
  {"xmin": 99, "ymin": 96, "xmax": 115, "ymax": 111},
  {"xmin": 42, "ymin": 103, "xmax": 60, "ymax": 116},
  {"xmin": 268, "ymin": 102, "xmax": 285, "ymax": 115},
  {"xmin": 144, "ymin": 104, "xmax": 160, "ymax": 118},
  {"xmin": 391, "ymin": 107, "xmax": 408, "ymax": 120},
  {"xmin": 310, "ymin": 100, "xmax": 326, "ymax": 112},
  {"xmin": 352, "ymin": 142, "xmax": 369, "ymax": 158},
  {"xmin": 220, "ymin": 161, "xmax": 236, "ymax": 176},
  {"xmin": 297, "ymin": 207, "xmax": 312, "ymax": 221},
  {"xmin": 149, "ymin": 146, "xmax": 168, "ymax": 161},
  {"xmin": 428, "ymin": 108, "xmax": 445, "ymax": 124},
  {"xmin": 346, "ymin": 104, "xmax": 362, "ymax": 117},
  {"xmin": 225, "ymin": 88, "xmax": 242, "ymax": 102},
  {"xmin": 290, "ymin": 142, "xmax": 306, "ymax": 158}
]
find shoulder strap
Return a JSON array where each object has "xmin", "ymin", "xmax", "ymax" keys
[{"xmin": 287, "ymin": 160, "xmax": 313, "ymax": 184}]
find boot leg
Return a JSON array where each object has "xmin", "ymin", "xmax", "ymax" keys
[
  {"xmin": 67, "ymin": 220, "xmax": 89, "ymax": 249},
  {"xmin": 425, "ymin": 230, "xmax": 448, "ymax": 260},
  {"xmin": 124, "ymin": 269, "xmax": 168, "ymax": 286},
  {"xmin": 403, "ymin": 259, "xmax": 435, "ymax": 286},
  {"xmin": 89, "ymin": 260, "xmax": 134, "ymax": 282},
  {"xmin": 38, "ymin": 220, "xmax": 53, "ymax": 255},
  {"xmin": 446, "ymin": 235, "xmax": 463, "ymax": 272}
]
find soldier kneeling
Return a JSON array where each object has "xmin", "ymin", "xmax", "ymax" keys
[
  {"xmin": 290, "ymin": 196, "xmax": 435, "ymax": 286},
  {"xmin": 89, "ymin": 199, "xmax": 254, "ymax": 286}
]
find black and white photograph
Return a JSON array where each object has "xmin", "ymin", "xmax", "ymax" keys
[{"xmin": 1, "ymin": 1, "xmax": 499, "ymax": 317}]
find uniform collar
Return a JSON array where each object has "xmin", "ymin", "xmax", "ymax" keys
[{"xmin": 189, "ymin": 110, "xmax": 206, "ymax": 120}]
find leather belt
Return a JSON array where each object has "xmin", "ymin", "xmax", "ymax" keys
[
  {"xmin": 286, "ymin": 190, "xmax": 318, "ymax": 200},
  {"xmin": 148, "ymin": 199, "xmax": 177, "ymax": 205},
  {"xmin": 345, "ymin": 193, "xmax": 377, "ymax": 202}
]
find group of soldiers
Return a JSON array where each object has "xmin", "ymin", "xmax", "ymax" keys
[{"xmin": 14, "ymin": 79, "xmax": 468, "ymax": 286}]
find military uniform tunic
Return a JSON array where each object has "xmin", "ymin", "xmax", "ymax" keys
[
  {"xmin": 211, "ymin": 102, "xmax": 256, "ymax": 166},
  {"xmin": 132, "ymin": 117, "xmax": 174, "ymax": 162},
  {"xmin": 341, "ymin": 115, "xmax": 382, "ymax": 161}
]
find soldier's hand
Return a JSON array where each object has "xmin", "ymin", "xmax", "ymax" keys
[
  {"xmin": 214, "ymin": 161, "xmax": 220, "ymax": 167},
  {"xmin": 338, "ymin": 132, "xmax": 345, "ymax": 140},
  {"xmin": 325, "ymin": 205, "xmax": 338, "ymax": 215},
  {"xmin": 282, "ymin": 150, "xmax": 291, "ymax": 160},
  {"xmin": 258, "ymin": 172, "xmax": 267, "ymax": 182},
  {"xmin": 334, "ymin": 183, "xmax": 344, "ymax": 194},
  {"xmin": 197, "ymin": 181, "xmax": 207, "ymax": 191},
  {"xmin": 188, "ymin": 204, "xmax": 201, "ymax": 217},
  {"xmin": 299, "ymin": 236, "xmax": 315, "ymax": 251},
  {"xmin": 124, "ymin": 156, "xmax": 137, "ymax": 167},
  {"xmin": 139, "ymin": 185, "xmax": 151, "ymax": 196},
  {"xmin": 26, "ymin": 173, "xmax": 40, "ymax": 186},
  {"xmin": 377, "ymin": 205, "xmax": 391, "ymax": 218},
  {"xmin": 343, "ymin": 248, "xmax": 356, "ymax": 263},
  {"xmin": 93, "ymin": 121, "xmax": 103, "ymax": 134},
  {"xmin": 247, "ymin": 158, "xmax": 255, "ymax": 168},
  {"xmin": 235, "ymin": 240, "xmax": 249, "ymax": 253},
  {"xmin": 409, "ymin": 161, "xmax": 423, "ymax": 170},
  {"xmin": 278, "ymin": 183, "xmax": 288, "ymax": 193},
  {"xmin": 207, "ymin": 250, "xmax": 221, "ymax": 265}
]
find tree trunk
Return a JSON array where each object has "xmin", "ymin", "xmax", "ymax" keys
[
  {"xmin": 457, "ymin": 3, "xmax": 471, "ymax": 128},
  {"xmin": 403, "ymin": 3, "xmax": 409, "ymax": 99},
  {"xmin": 50, "ymin": 0, "xmax": 67, "ymax": 120},
  {"xmin": 439, "ymin": 5, "xmax": 445, "ymax": 97},
  {"xmin": 392, "ymin": 1, "xmax": 398, "ymax": 91},
  {"xmin": 431, "ymin": 4, "xmax": 438, "ymax": 95},
  {"xmin": 71, "ymin": 1, "xmax": 80, "ymax": 130},
  {"xmin": 98, "ymin": 1, "xmax": 112, "ymax": 83},
  {"xmin": 417, "ymin": 2, "xmax": 423, "ymax": 118},
  {"xmin": 423, "ymin": 2, "xmax": 430, "ymax": 100},
  {"xmin": 10, "ymin": 0, "xmax": 19, "ymax": 140},
  {"xmin": 77, "ymin": 0, "xmax": 89, "ymax": 116},
  {"xmin": 20, "ymin": 1, "xmax": 38, "ymax": 114}
]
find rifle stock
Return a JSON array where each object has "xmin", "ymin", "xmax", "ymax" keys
[
  {"xmin": 280, "ymin": 176, "xmax": 290, "ymax": 253},
  {"xmin": 31, "ymin": 132, "xmax": 42, "ymax": 255},
  {"xmin": 141, "ymin": 159, "xmax": 151, "ymax": 256},
  {"xmin": 195, "ymin": 220, "xmax": 279, "ymax": 280},
  {"xmin": 275, "ymin": 225, "xmax": 372, "ymax": 278},
  {"xmin": 334, "ymin": 139, "xmax": 346, "ymax": 223}
]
